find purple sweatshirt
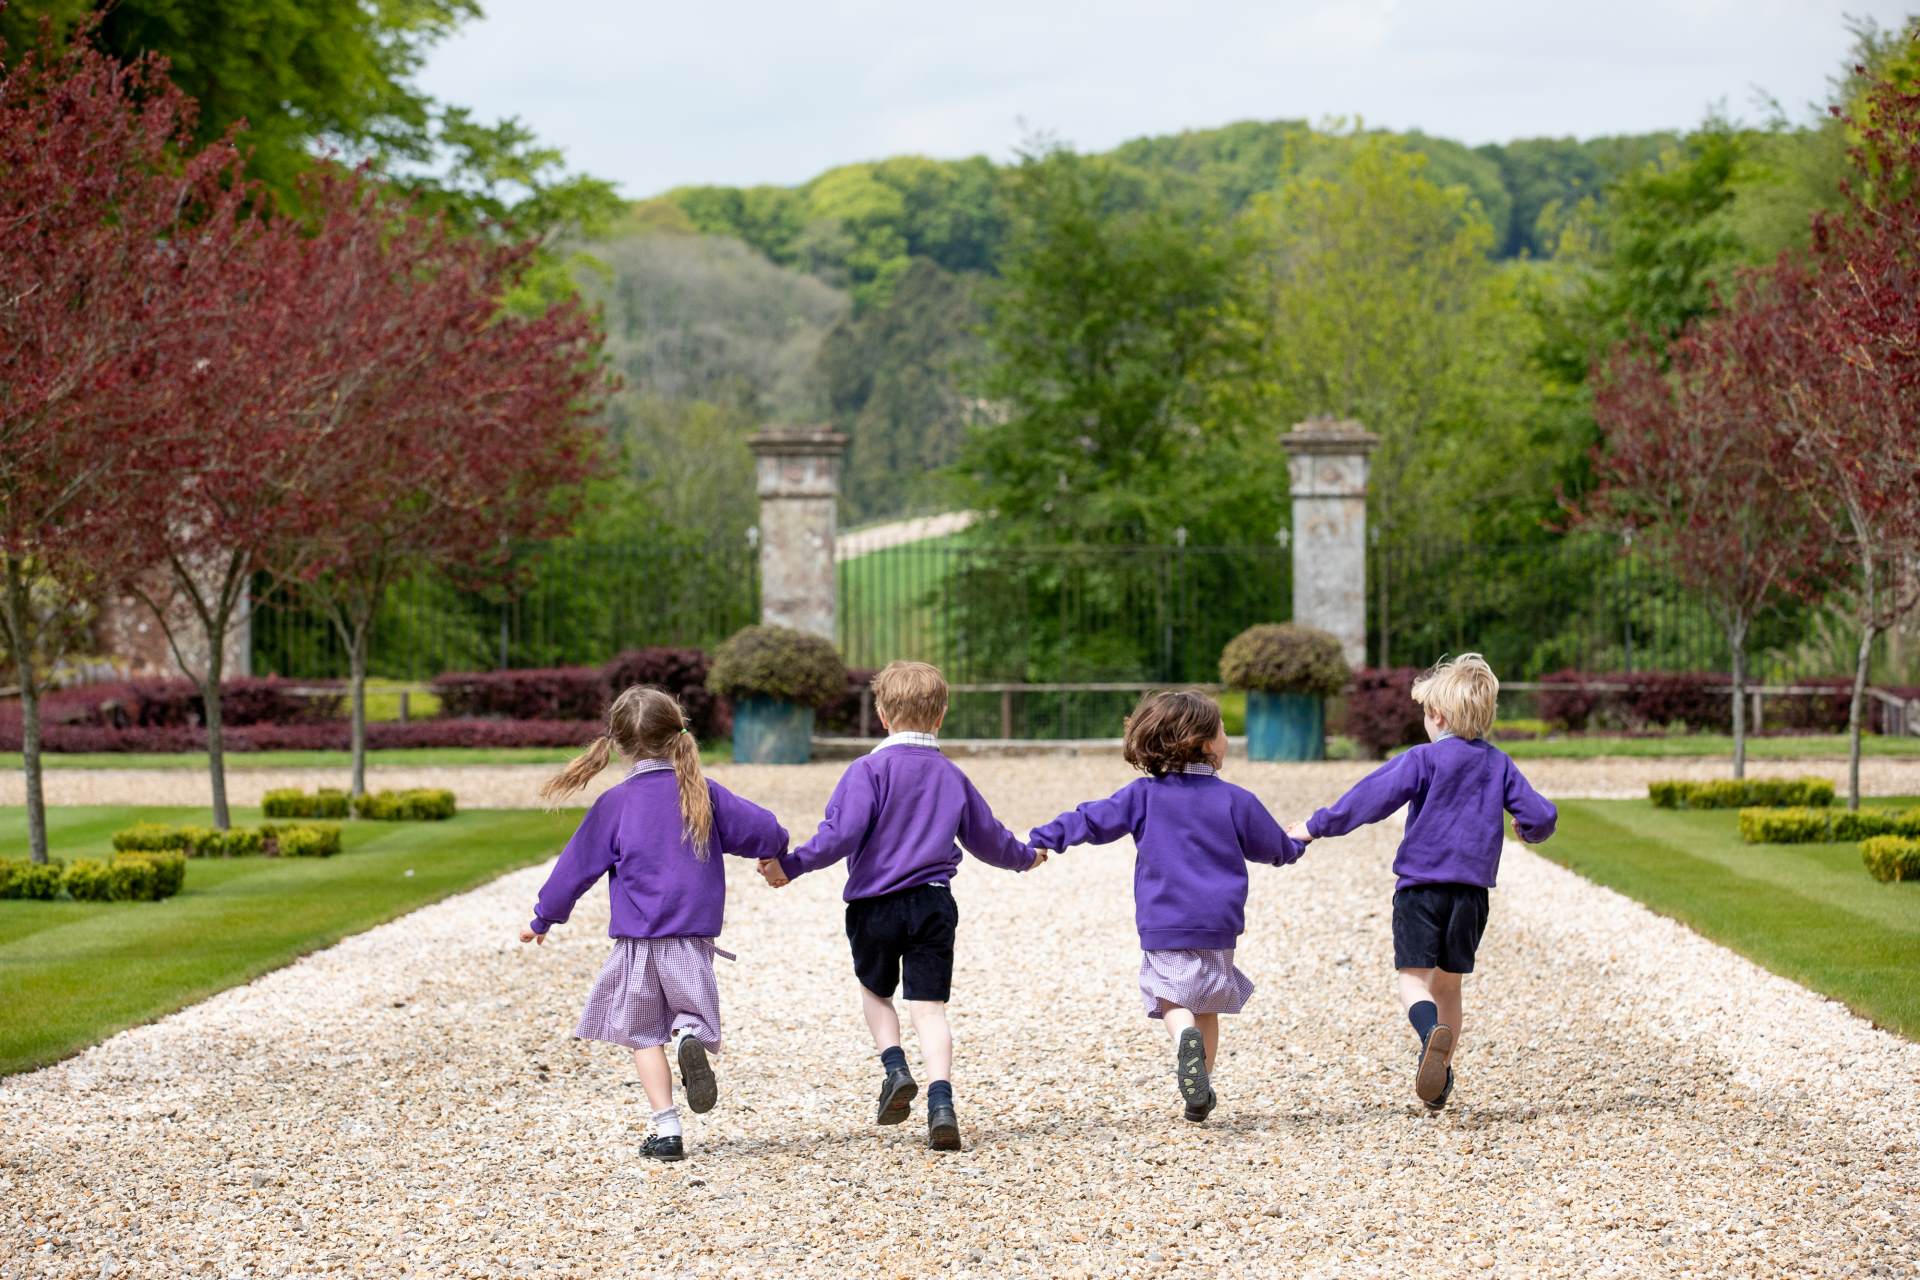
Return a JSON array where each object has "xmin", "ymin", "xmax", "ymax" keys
[
  {"xmin": 778, "ymin": 745, "xmax": 1038, "ymax": 900},
  {"xmin": 530, "ymin": 771, "xmax": 788, "ymax": 938},
  {"xmin": 1028, "ymin": 770, "xmax": 1305, "ymax": 950},
  {"xmin": 1307, "ymin": 736, "xmax": 1557, "ymax": 890}
]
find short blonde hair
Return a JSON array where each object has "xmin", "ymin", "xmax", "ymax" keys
[
  {"xmin": 1411, "ymin": 653, "xmax": 1498, "ymax": 740},
  {"xmin": 872, "ymin": 660, "xmax": 948, "ymax": 732}
]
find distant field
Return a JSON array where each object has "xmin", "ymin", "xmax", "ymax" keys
[{"xmin": 835, "ymin": 532, "xmax": 964, "ymax": 668}]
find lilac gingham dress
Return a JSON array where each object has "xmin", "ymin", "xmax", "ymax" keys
[{"xmin": 569, "ymin": 760, "xmax": 737, "ymax": 1054}]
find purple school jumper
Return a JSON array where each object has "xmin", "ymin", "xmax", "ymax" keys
[
  {"xmin": 777, "ymin": 740, "xmax": 1038, "ymax": 897},
  {"xmin": 1305, "ymin": 736, "xmax": 1556, "ymax": 889},
  {"xmin": 1029, "ymin": 764, "xmax": 1304, "ymax": 1017},
  {"xmin": 530, "ymin": 761, "xmax": 788, "ymax": 1052}
]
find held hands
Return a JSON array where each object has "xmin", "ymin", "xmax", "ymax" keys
[
  {"xmin": 1028, "ymin": 848, "xmax": 1049, "ymax": 868},
  {"xmin": 518, "ymin": 927, "xmax": 547, "ymax": 946},
  {"xmin": 757, "ymin": 858, "xmax": 790, "ymax": 888},
  {"xmin": 1285, "ymin": 820, "xmax": 1312, "ymax": 843}
]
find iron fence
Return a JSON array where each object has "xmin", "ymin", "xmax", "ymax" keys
[{"xmin": 251, "ymin": 540, "xmax": 759, "ymax": 680}]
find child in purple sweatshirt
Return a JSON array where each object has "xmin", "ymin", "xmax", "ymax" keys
[
  {"xmin": 1286, "ymin": 653, "xmax": 1556, "ymax": 1112},
  {"xmin": 758, "ymin": 661, "xmax": 1042, "ymax": 1151},
  {"xmin": 518, "ymin": 685, "xmax": 787, "ymax": 1163},
  {"xmin": 1029, "ymin": 690, "xmax": 1304, "ymax": 1124}
]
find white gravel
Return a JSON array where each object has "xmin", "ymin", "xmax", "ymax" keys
[{"xmin": 3, "ymin": 758, "xmax": 1918, "ymax": 1277}]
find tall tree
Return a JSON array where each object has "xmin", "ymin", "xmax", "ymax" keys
[
  {"xmin": 0, "ymin": 28, "xmax": 252, "ymax": 860},
  {"xmin": 960, "ymin": 144, "xmax": 1261, "ymax": 544},
  {"xmin": 1589, "ymin": 289, "xmax": 1832, "ymax": 777},
  {"xmin": 266, "ymin": 171, "xmax": 608, "ymax": 796}
]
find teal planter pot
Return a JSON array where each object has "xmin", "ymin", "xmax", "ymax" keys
[
  {"xmin": 732, "ymin": 697, "xmax": 815, "ymax": 764},
  {"xmin": 1244, "ymin": 691, "xmax": 1325, "ymax": 762}
]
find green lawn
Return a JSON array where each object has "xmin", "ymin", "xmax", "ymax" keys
[
  {"xmin": 1497, "ymin": 733, "xmax": 1920, "ymax": 760},
  {"xmin": 835, "ymin": 533, "xmax": 964, "ymax": 668},
  {"xmin": 0, "ymin": 804, "xmax": 579, "ymax": 1074},
  {"xmin": 5, "ymin": 744, "xmax": 732, "ymax": 770},
  {"xmin": 1541, "ymin": 796, "xmax": 1920, "ymax": 1040}
]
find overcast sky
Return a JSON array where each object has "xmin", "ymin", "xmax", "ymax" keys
[{"xmin": 417, "ymin": 1, "xmax": 1915, "ymax": 197}]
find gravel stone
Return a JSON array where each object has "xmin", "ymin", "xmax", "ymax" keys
[{"xmin": 2, "ymin": 757, "xmax": 1916, "ymax": 1277}]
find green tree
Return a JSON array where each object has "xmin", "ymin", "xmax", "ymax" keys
[{"xmin": 960, "ymin": 144, "xmax": 1262, "ymax": 545}]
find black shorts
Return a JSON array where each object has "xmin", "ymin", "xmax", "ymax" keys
[
  {"xmin": 1392, "ymin": 883, "xmax": 1490, "ymax": 973},
  {"xmin": 845, "ymin": 883, "xmax": 958, "ymax": 1002}
]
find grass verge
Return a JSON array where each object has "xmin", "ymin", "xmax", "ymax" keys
[
  {"xmin": 0, "ymin": 804, "xmax": 577, "ymax": 1074},
  {"xmin": 1542, "ymin": 796, "xmax": 1920, "ymax": 1040}
]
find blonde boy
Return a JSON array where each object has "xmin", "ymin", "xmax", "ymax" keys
[
  {"xmin": 1285, "ymin": 654, "xmax": 1556, "ymax": 1111},
  {"xmin": 759, "ymin": 661, "xmax": 1040, "ymax": 1149}
]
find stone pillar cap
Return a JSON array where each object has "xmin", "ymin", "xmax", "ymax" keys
[
  {"xmin": 750, "ymin": 425, "xmax": 848, "ymax": 457},
  {"xmin": 1281, "ymin": 417, "xmax": 1380, "ymax": 454}
]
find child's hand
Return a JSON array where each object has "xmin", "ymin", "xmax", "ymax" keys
[
  {"xmin": 1285, "ymin": 820, "xmax": 1312, "ymax": 843},
  {"xmin": 1510, "ymin": 817, "xmax": 1532, "ymax": 845},
  {"xmin": 1029, "ymin": 849, "xmax": 1048, "ymax": 868},
  {"xmin": 518, "ymin": 927, "xmax": 546, "ymax": 946},
  {"xmin": 757, "ymin": 858, "xmax": 790, "ymax": 888}
]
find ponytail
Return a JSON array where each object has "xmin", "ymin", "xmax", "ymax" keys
[
  {"xmin": 541, "ymin": 735, "xmax": 612, "ymax": 808},
  {"xmin": 671, "ymin": 728, "xmax": 714, "ymax": 856}
]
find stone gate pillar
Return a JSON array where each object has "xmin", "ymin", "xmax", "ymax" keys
[
  {"xmin": 749, "ymin": 425, "xmax": 847, "ymax": 641},
  {"xmin": 1282, "ymin": 418, "xmax": 1379, "ymax": 667}
]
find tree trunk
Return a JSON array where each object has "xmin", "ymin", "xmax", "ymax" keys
[
  {"xmin": 1846, "ymin": 622, "xmax": 1874, "ymax": 813},
  {"xmin": 204, "ymin": 633, "xmax": 230, "ymax": 831},
  {"xmin": 3, "ymin": 558, "xmax": 50, "ymax": 864},
  {"xmin": 1729, "ymin": 626, "xmax": 1748, "ymax": 781},
  {"xmin": 349, "ymin": 622, "xmax": 370, "ymax": 800}
]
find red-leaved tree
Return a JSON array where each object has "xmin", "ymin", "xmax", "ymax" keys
[
  {"xmin": 0, "ymin": 26, "xmax": 252, "ymax": 859},
  {"xmin": 1767, "ymin": 67, "xmax": 1920, "ymax": 809},
  {"xmin": 1589, "ymin": 287, "xmax": 1833, "ymax": 778},
  {"xmin": 264, "ymin": 169, "xmax": 608, "ymax": 797}
]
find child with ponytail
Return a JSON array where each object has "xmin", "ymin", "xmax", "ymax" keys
[{"xmin": 519, "ymin": 686, "xmax": 788, "ymax": 1163}]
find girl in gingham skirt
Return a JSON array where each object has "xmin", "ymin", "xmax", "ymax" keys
[
  {"xmin": 519, "ymin": 686, "xmax": 788, "ymax": 1162},
  {"xmin": 1028, "ymin": 691, "xmax": 1304, "ymax": 1123}
]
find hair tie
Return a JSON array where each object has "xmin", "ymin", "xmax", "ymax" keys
[{"xmin": 681, "ymin": 727, "xmax": 691, "ymax": 736}]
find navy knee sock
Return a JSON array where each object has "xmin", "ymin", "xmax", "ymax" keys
[
  {"xmin": 879, "ymin": 1045, "xmax": 908, "ymax": 1074},
  {"xmin": 1408, "ymin": 1000, "xmax": 1439, "ymax": 1043},
  {"xmin": 927, "ymin": 1079, "xmax": 953, "ymax": 1109}
]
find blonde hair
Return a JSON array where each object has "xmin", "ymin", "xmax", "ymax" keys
[
  {"xmin": 540, "ymin": 685, "xmax": 714, "ymax": 854},
  {"xmin": 872, "ymin": 660, "xmax": 948, "ymax": 732},
  {"xmin": 1411, "ymin": 653, "xmax": 1499, "ymax": 741}
]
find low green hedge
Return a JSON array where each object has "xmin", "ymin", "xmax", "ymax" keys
[
  {"xmin": 1739, "ymin": 806, "xmax": 1920, "ymax": 844},
  {"xmin": 260, "ymin": 822, "xmax": 343, "ymax": 857},
  {"xmin": 0, "ymin": 859, "xmax": 66, "ymax": 900},
  {"xmin": 1861, "ymin": 836, "xmax": 1920, "ymax": 883},
  {"xmin": 262, "ymin": 787, "xmax": 351, "ymax": 819},
  {"xmin": 1650, "ymin": 777, "xmax": 1836, "ymax": 810},
  {"xmin": 62, "ymin": 851, "xmax": 186, "ymax": 903},
  {"xmin": 353, "ymin": 788, "xmax": 456, "ymax": 821},
  {"xmin": 116, "ymin": 850, "xmax": 187, "ymax": 897}
]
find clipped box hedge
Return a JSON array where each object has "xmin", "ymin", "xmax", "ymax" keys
[
  {"xmin": 1649, "ymin": 777, "xmax": 1835, "ymax": 810},
  {"xmin": 0, "ymin": 859, "xmax": 66, "ymax": 900},
  {"xmin": 262, "ymin": 788, "xmax": 351, "ymax": 819},
  {"xmin": 63, "ymin": 852, "xmax": 186, "ymax": 902},
  {"xmin": 353, "ymin": 788, "xmax": 456, "ymax": 821},
  {"xmin": 1738, "ymin": 806, "xmax": 1920, "ymax": 844},
  {"xmin": 260, "ymin": 822, "xmax": 343, "ymax": 857},
  {"xmin": 1861, "ymin": 836, "xmax": 1920, "ymax": 883}
]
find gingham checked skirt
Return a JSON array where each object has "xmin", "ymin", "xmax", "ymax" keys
[{"xmin": 574, "ymin": 937, "xmax": 732, "ymax": 1052}]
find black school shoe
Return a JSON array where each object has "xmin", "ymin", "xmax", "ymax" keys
[
  {"xmin": 640, "ymin": 1134, "xmax": 685, "ymax": 1162},
  {"xmin": 678, "ymin": 1035, "xmax": 718, "ymax": 1115},
  {"xmin": 926, "ymin": 1099, "xmax": 962, "ymax": 1150},
  {"xmin": 1423, "ymin": 1068, "xmax": 1456, "ymax": 1112},
  {"xmin": 876, "ymin": 1065, "xmax": 918, "ymax": 1125},
  {"xmin": 1176, "ymin": 1027, "xmax": 1212, "ymax": 1119},
  {"xmin": 1415, "ymin": 1024, "xmax": 1455, "ymax": 1106}
]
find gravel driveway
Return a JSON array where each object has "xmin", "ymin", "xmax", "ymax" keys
[{"xmin": 4, "ymin": 758, "xmax": 1917, "ymax": 1277}]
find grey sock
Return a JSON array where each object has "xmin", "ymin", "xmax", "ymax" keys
[{"xmin": 651, "ymin": 1105, "xmax": 682, "ymax": 1138}]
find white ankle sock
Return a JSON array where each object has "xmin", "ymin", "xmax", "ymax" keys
[{"xmin": 652, "ymin": 1106, "xmax": 682, "ymax": 1138}]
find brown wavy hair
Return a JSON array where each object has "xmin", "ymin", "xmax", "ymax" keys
[
  {"xmin": 1122, "ymin": 690, "xmax": 1223, "ymax": 777},
  {"xmin": 540, "ymin": 685, "xmax": 714, "ymax": 854}
]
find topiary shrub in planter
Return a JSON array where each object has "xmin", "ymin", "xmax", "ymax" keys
[
  {"xmin": 707, "ymin": 625, "xmax": 849, "ymax": 764},
  {"xmin": 1220, "ymin": 624, "xmax": 1351, "ymax": 762}
]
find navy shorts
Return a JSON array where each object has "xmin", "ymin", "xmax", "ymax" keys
[
  {"xmin": 844, "ymin": 883, "xmax": 958, "ymax": 1002},
  {"xmin": 1392, "ymin": 883, "xmax": 1490, "ymax": 973}
]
